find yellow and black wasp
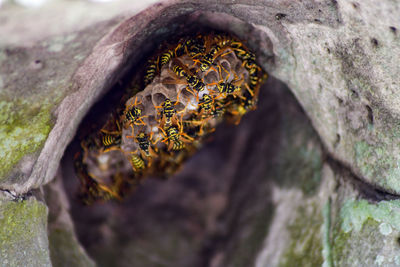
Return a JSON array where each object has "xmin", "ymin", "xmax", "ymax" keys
[
  {"xmin": 135, "ymin": 132, "xmax": 158, "ymax": 158},
  {"xmin": 99, "ymin": 117, "xmax": 123, "ymax": 153},
  {"xmin": 181, "ymin": 93, "xmax": 217, "ymax": 136},
  {"xmin": 144, "ymin": 42, "xmax": 188, "ymax": 86},
  {"xmin": 124, "ymin": 96, "xmax": 148, "ymax": 138},
  {"xmin": 144, "ymin": 57, "xmax": 160, "ymax": 86},
  {"xmin": 101, "ymin": 133, "xmax": 122, "ymax": 152},
  {"xmin": 130, "ymin": 153, "xmax": 146, "ymax": 172},
  {"xmin": 154, "ymin": 98, "xmax": 184, "ymax": 128},
  {"xmin": 198, "ymin": 94, "xmax": 214, "ymax": 119},
  {"xmin": 184, "ymin": 34, "xmax": 206, "ymax": 58},
  {"xmin": 159, "ymin": 123, "xmax": 194, "ymax": 151},
  {"xmin": 230, "ymin": 39, "xmax": 256, "ymax": 62},
  {"xmin": 159, "ymin": 42, "xmax": 186, "ymax": 68},
  {"xmin": 170, "ymin": 61, "xmax": 205, "ymax": 97},
  {"xmin": 211, "ymin": 99, "xmax": 227, "ymax": 118},
  {"xmin": 242, "ymin": 59, "xmax": 262, "ymax": 89},
  {"xmin": 192, "ymin": 34, "xmax": 233, "ymax": 73},
  {"xmin": 208, "ymin": 65, "xmax": 245, "ymax": 100}
]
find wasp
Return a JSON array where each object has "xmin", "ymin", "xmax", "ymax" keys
[
  {"xmin": 159, "ymin": 123, "xmax": 194, "ymax": 151},
  {"xmin": 243, "ymin": 60, "xmax": 262, "ymax": 88},
  {"xmin": 101, "ymin": 133, "xmax": 121, "ymax": 151},
  {"xmin": 144, "ymin": 57, "xmax": 160, "ymax": 86},
  {"xmin": 144, "ymin": 40, "xmax": 189, "ymax": 86},
  {"xmin": 160, "ymin": 42, "xmax": 186, "ymax": 67},
  {"xmin": 130, "ymin": 153, "xmax": 146, "ymax": 171},
  {"xmin": 215, "ymin": 80, "xmax": 242, "ymax": 96},
  {"xmin": 135, "ymin": 132, "xmax": 158, "ymax": 159},
  {"xmin": 184, "ymin": 34, "xmax": 206, "ymax": 58},
  {"xmin": 99, "ymin": 117, "xmax": 123, "ymax": 153},
  {"xmin": 170, "ymin": 61, "xmax": 205, "ymax": 96},
  {"xmin": 154, "ymin": 98, "xmax": 185, "ymax": 128},
  {"xmin": 241, "ymin": 90, "xmax": 256, "ymax": 110},
  {"xmin": 180, "ymin": 94, "xmax": 218, "ymax": 136},
  {"xmin": 192, "ymin": 34, "xmax": 233, "ymax": 73},
  {"xmin": 211, "ymin": 99, "xmax": 227, "ymax": 118},
  {"xmin": 213, "ymin": 34, "xmax": 234, "ymax": 49},
  {"xmin": 208, "ymin": 65, "xmax": 245, "ymax": 100},
  {"xmin": 198, "ymin": 94, "xmax": 214, "ymax": 119},
  {"xmin": 230, "ymin": 39, "xmax": 256, "ymax": 62},
  {"xmin": 124, "ymin": 96, "xmax": 148, "ymax": 138}
]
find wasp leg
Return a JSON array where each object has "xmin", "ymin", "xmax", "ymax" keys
[
  {"xmin": 218, "ymin": 63, "xmax": 231, "ymax": 81},
  {"xmin": 174, "ymin": 87, "xmax": 186, "ymax": 104},
  {"xmin": 180, "ymin": 132, "xmax": 195, "ymax": 142},
  {"xmin": 136, "ymin": 116, "xmax": 148, "ymax": 125},
  {"xmin": 126, "ymin": 125, "xmax": 136, "ymax": 139},
  {"xmin": 191, "ymin": 59, "xmax": 201, "ymax": 68},
  {"xmin": 100, "ymin": 129, "xmax": 121, "ymax": 135},
  {"xmin": 102, "ymin": 146, "xmax": 121, "ymax": 153},
  {"xmin": 219, "ymin": 49, "xmax": 234, "ymax": 59},
  {"xmin": 244, "ymin": 83, "xmax": 255, "ymax": 97},
  {"xmin": 204, "ymin": 65, "xmax": 218, "ymax": 76},
  {"xmin": 177, "ymin": 99, "xmax": 190, "ymax": 115}
]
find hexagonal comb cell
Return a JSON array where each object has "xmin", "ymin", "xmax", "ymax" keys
[{"xmin": 74, "ymin": 32, "xmax": 267, "ymax": 204}]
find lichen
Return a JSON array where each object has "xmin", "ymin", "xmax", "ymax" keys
[
  {"xmin": 0, "ymin": 96, "xmax": 53, "ymax": 180},
  {"xmin": 0, "ymin": 198, "xmax": 51, "ymax": 266},
  {"xmin": 331, "ymin": 199, "xmax": 400, "ymax": 266},
  {"xmin": 340, "ymin": 199, "xmax": 400, "ymax": 233},
  {"xmin": 279, "ymin": 204, "xmax": 324, "ymax": 267},
  {"xmin": 332, "ymin": 218, "xmax": 382, "ymax": 266},
  {"xmin": 354, "ymin": 140, "xmax": 400, "ymax": 193}
]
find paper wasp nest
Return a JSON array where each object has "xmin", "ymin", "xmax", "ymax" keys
[
  {"xmin": 122, "ymin": 52, "xmax": 249, "ymax": 151},
  {"xmin": 75, "ymin": 33, "xmax": 266, "ymax": 204}
]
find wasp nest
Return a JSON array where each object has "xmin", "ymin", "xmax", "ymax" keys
[{"xmin": 75, "ymin": 33, "xmax": 267, "ymax": 204}]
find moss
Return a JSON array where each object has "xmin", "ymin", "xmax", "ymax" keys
[
  {"xmin": 331, "ymin": 220, "xmax": 351, "ymax": 264},
  {"xmin": 0, "ymin": 199, "xmax": 51, "ymax": 266},
  {"xmin": 0, "ymin": 96, "xmax": 53, "ymax": 180},
  {"xmin": 48, "ymin": 227, "xmax": 95, "ymax": 267},
  {"xmin": 279, "ymin": 204, "xmax": 324, "ymax": 267}
]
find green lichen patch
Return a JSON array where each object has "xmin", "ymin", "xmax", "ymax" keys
[
  {"xmin": 279, "ymin": 204, "xmax": 324, "ymax": 267},
  {"xmin": 354, "ymin": 139, "xmax": 400, "ymax": 193},
  {"xmin": 0, "ymin": 96, "xmax": 53, "ymax": 180},
  {"xmin": 331, "ymin": 199, "xmax": 400, "ymax": 266},
  {"xmin": 332, "ymin": 218, "xmax": 383, "ymax": 266},
  {"xmin": 49, "ymin": 227, "xmax": 95, "ymax": 267},
  {"xmin": 0, "ymin": 199, "xmax": 51, "ymax": 266},
  {"xmin": 340, "ymin": 199, "xmax": 400, "ymax": 233}
]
